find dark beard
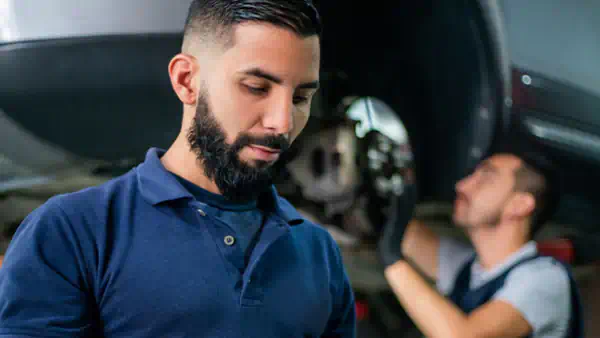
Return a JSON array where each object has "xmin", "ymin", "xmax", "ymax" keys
[
  {"xmin": 186, "ymin": 90, "xmax": 290, "ymax": 203},
  {"xmin": 456, "ymin": 208, "xmax": 503, "ymax": 230}
]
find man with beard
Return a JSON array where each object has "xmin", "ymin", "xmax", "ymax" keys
[
  {"xmin": 0, "ymin": 1, "xmax": 356, "ymax": 337},
  {"xmin": 378, "ymin": 147, "xmax": 584, "ymax": 338}
]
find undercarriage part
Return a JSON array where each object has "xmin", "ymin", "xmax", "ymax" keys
[
  {"xmin": 287, "ymin": 121, "xmax": 361, "ymax": 218},
  {"xmin": 342, "ymin": 196, "xmax": 378, "ymax": 239},
  {"xmin": 347, "ymin": 97, "xmax": 415, "ymax": 200},
  {"xmin": 285, "ymin": 74, "xmax": 416, "ymax": 236},
  {"xmin": 283, "ymin": 94, "xmax": 416, "ymax": 245}
]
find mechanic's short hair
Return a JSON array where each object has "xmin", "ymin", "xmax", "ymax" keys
[
  {"xmin": 496, "ymin": 137, "xmax": 560, "ymax": 238},
  {"xmin": 182, "ymin": 0, "xmax": 322, "ymax": 50},
  {"xmin": 513, "ymin": 158, "xmax": 558, "ymax": 237}
]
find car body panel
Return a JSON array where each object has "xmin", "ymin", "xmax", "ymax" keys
[{"xmin": 0, "ymin": 0, "xmax": 189, "ymax": 43}]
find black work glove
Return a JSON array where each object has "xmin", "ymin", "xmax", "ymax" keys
[{"xmin": 378, "ymin": 182, "xmax": 418, "ymax": 268}]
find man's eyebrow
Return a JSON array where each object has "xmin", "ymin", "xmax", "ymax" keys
[
  {"xmin": 298, "ymin": 80, "xmax": 319, "ymax": 90},
  {"xmin": 241, "ymin": 67, "xmax": 319, "ymax": 89},
  {"xmin": 479, "ymin": 161, "xmax": 499, "ymax": 173}
]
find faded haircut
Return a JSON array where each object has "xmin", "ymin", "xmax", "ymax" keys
[
  {"xmin": 513, "ymin": 160, "xmax": 554, "ymax": 237},
  {"xmin": 182, "ymin": 0, "xmax": 322, "ymax": 51}
]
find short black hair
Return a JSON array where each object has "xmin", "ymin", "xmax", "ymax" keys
[
  {"xmin": 497, "ymin": 138, "xmax": 560, "ymax": 238},
  {"xmin": 182, "ymin": 0, "xmax": 322, "ymax": 49},
  {"xmin": 513, "ymin": 158, "xmax": 558, "ymax": 237}
]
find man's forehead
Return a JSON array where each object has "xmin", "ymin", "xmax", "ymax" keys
[
  {"xmin": 483, "ymin": 154, "xmax": 522, "ymax": 172},
  {"xmin": 221, "ymin": 24, "xmax": 319, "ymax": 87},
  {"xmin": 230, "ymin": 23, "xmax": 320, "ymax": 61}
]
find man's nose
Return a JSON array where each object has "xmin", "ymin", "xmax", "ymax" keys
[
  {"xmin": 455, "ymin": 175, "xmax": 473, "ymax": 194},
  {"xmin": 262, "ymin": 93, "xmax": 294, "ymax": 135}
]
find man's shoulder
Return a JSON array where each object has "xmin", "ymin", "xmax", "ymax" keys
[
  {"xmin": 6, "ymin": 170, "xmax": 139, "ymax": 266},
  {"xmin": 494, "ymin": 256, "xmax": 573, "ymax": 335},
  {"xmin": 498, "ymin": 255, "xmax": 572, "ymax": 304},
  {"xmin": 52, "ymin": 168, "xmax": 138, "ymax": 213},
  {"xmin": 507, "ymin": 255, "xmax": 571, "ymax": 285},
  {"xmin": 25, "ymin": 169, "xmax": 139, "ymax": 229},
  {"xmin": 274, "ymin": 196, "xmax": 343, "ymax": 256},
  {"xmin": 275, "ymin": 196, "xmax": 333, "ymax": 236}
]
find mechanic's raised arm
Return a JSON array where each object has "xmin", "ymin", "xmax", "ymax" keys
[
  {"xmin": 381, "ymin": 213, "xmax": 475, "ymax": 293},
  {"xmin": 378, "ymin": 181, "xmax": 444, "ymax": 281},
  {"xmin": 0, "ymin": 197, "xmax": 94, "ymax": 337},
  {"xmin": 378, "ymin": 180, "xmax": 476, "ymax": 285},
  {"xmin": 384, "ymin": 260, "xmax": 533, "ymax": 338},
  {"xmin": 401, "ymin": 219, "xmax": 441, "ymax": 280}
]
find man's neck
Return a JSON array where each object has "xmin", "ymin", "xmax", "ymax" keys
[
  {"xmin": 468, "ymin": 225, "xmax": 530, "ymax": 271},
  {"xmin": 160, "ymin": 135, "xmax": 221, "ymax": 196}
]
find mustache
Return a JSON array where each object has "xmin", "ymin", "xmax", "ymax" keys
[{"xmin": 234, "ymin": 133, "xmax": 290, "ymax": 153}]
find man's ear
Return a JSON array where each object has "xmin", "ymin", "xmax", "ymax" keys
[
  {"xmin": 168, "ymin": 53, "xmax": 199, "ymax": 105},
  {"xmin": 506, "ymin": 192, "xmax": 536, "ymax": 219}
]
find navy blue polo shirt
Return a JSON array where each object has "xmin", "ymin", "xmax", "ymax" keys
[
  {"xmin": 169, "ymin": 173, "xmax": 264, "ymax": 260},
  {"xmin": 0, "ymin": 148, "xmax": 356, "ymax": 338}
]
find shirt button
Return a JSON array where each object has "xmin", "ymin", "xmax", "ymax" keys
[
  {"xmin": 197, "ymin": 209, "xmax": 206, "ymax": 216},
  {"xmin": 224, "ymin": 235, "xmax": 235, "ymax": 246}
]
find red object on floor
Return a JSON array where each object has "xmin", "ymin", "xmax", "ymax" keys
[
  {"xmin": 537, "ymin": 238, "xmax": 575, "ymax": 264},
  {"xmin": 355, "ymin": 300, "xmax": 369, "ymax": 321}
]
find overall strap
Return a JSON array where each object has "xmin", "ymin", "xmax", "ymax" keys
[
  {"xmin": 447, "ymin": 254, "xmax": 476, "ymax": 307},
  {"xmin": 449, "ymin": 253, "xmax": 584, "ymax": 338},
  {"xmin": 550, "ymin": 259, "xmax": 585, "ymax": 338},
  {"xmin": 448, "ymin": 254, "xmax": 540, "ymax": 338}
]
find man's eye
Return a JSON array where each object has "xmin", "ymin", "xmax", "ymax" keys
[
  {"xmin": 293, "ymin": 96, "xmax": 309, "ymax": 104},
  {"xmin": 245, "ymin": 85, "xmax": 267, "ymax": 94}
]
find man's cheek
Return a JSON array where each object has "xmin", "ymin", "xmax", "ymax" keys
[{"xmin": 291, "ymin": 112, "xmax": 310, "ymax": 141}]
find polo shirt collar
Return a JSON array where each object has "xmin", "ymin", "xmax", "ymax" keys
[
  {"xmin": 269, "ymin": 187, "xmax": 304, "ymax": 225},
  {"xmin": 136, "ymin": 148, "xmax": 194, "ymax": 205},
  {"xmin": 136, "ymin": 147, "xmax": 304, "ymax": 225}
]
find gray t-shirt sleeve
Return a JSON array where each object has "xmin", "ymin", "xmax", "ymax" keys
[
  {"xmin": 493, "ymin": 257, "xmax": 571, "ymax": 337},
  {"xmin": 436, "ymin": 237, "xmax": 475, "ymax": 295}
]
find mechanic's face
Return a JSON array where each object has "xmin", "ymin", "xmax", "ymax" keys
[
  {"xmin": 453, "ymin": 154, "xmax": 521, "ymax": 228},
  {"xmin": 186, "ymin": 23, "xmax": 320, "ymax": 201}
]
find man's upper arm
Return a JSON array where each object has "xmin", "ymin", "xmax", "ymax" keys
[
  {"xmin": 464, "ymin": 299, "xmax": 533, "ymax": 338},
  {"xmin": 436, "ymin": 237, "xmax": 474, "ymax": 295},
  {"xmin": 0, "ymin": 197, "xmax": 93, "ymax": 337},
  {"xmin": 461, "ymin": 258, "xmax": 571, "ymax": 338}
]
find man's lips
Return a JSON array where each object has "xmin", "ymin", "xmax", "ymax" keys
[
  {"xmin": 248, "ymin": 145, "xmax": 281, "ymax": 161},
  {"xmin": 250, "ymin": 145, "xmax": 281, "ymax": 153}
]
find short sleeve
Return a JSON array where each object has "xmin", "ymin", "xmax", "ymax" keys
[
  {"xmin": 436, "ymin": 237, "xmax": 475, "ymax": 295},
  {"xmin": 493, "ymin": 258, "xmax": 571, "ymax": 336},
  {"xmin": 0, "ymin": 197, "xmax": 94, "ymax": 337}
]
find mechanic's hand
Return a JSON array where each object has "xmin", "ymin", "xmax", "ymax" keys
[{"xmin": 378, "ymin": 182, "xmax": 418, "ymax": 269}]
